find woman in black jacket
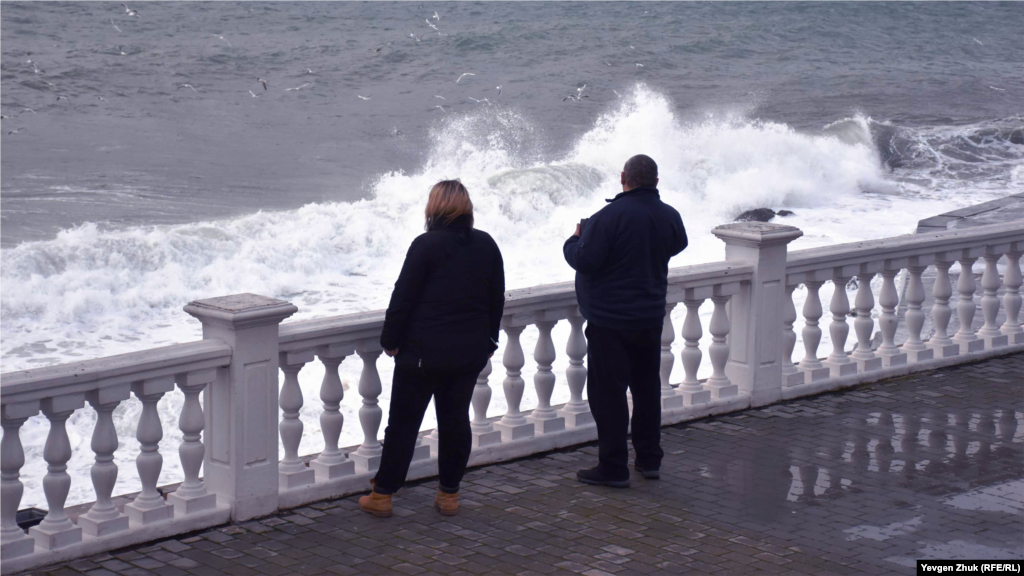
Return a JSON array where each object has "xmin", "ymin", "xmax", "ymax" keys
[{"xmin": 360, "ymin": 180, "xmax": 505, "ymax": 518}]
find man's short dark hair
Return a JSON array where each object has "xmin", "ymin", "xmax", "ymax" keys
[{"xmin": 623, "ymin": 154, "xmax": 658, "ymax": 189}]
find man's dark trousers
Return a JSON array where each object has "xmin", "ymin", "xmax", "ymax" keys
[
  {"xmin": 585, "ymin": 323, "xmax": 665, "ymax": 481},
  {"xmin": 374, "ymin": 359, "xmax": 483, "ymax": 495}
]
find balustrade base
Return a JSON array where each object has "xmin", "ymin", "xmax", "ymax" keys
[
  {"xmin": 168, "ymin": 492, "xmax": 218, "ymax": 516},
  {"xmin": 878, "ymin": 352, "xmax": 908, "ymax": 368},
  {"xmin": 279, "ymin": 468, "xmax": 316, "ymax": 490},
  {"xmin": 984, "ymin": 335, "xmax": 1009, "ymax": 349},
  {"xmin": 311, "ymin": 459, "xmax": 356, "ymax": 481},
  {"xmin": 853, "ymin": 356, "xmax": 883, "ymax": 373},
  {"xmin": 528, "ymin": 415, "xmax": 566, "ymax": 434},
  {"xmin": 411, "ymin": 443, "xmax": 432, "ymax": 462},
  {"xmin": 928, "ymin": 342, "xmax": 961, "ymax": 359},
  {"xmin": 125, "ymin": 502, "xmax": 174, "ymax": 526},
  {"xmin": 798, "ymin": 366, "xmax": 831, "ymax": 384},
  {"xmin": 2, "ymin": 535, "xmax": 36, "ymax": 560},
  {"xmin": 561, "ymin": 410, "xmax": 594, "ymax": 428},
  {"xmin": 349, "ymin": 452, "xmax": 382, "ymax": 473},
  {"xmin": 1008, "ymin": 332, "xmax": 1024, "ymax": 345},
  {"xmin": 824, "ymin": 360, "xmax": 857, "ymax": 378},
  {"xmin": 472, "ymin": 429, "xmax": 503, "ymax": 448},
  {"xmin": 783, "ymin": 371, "xmax": 805, "ymax": 388},
  {"xmin": 708, "ymin": 384, "xmax": 738, "ymax": 399},
  {"xmin": 661, "ymin": 394, "xmax": 684, "ymax": 410},
  {"xmin": 29, "ymin": 523, "xmax": 82, "ymax": 551},
  {"xmin": 679, "ymin": 388, "xmax": 711, "ymax": 404},
  {"xmin": 902, "ymin": 348, "xmax": 935, "ymax": 364},
  {"xmin": 955, "ymin": 339, "xmax": 985, "ymax": 354},
  {"xmin": 494, "ymin": 421, "xmax": 535, "ymax": 442},
  {"xmin": 78, "ymin": 514, "xmax": 129, "ymax": 538}
]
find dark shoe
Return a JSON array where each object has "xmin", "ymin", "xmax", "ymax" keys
[
  {"xmin": 577, "ymin": 467, "xmax": 630, "ymax": 488},
  {"xmin": 635, "ymin": 465, "xmax": 660, "ymax": 480}
]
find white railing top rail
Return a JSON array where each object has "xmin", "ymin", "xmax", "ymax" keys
[
  {"xmin": 278, "ymin": 260, "xmax": 753, "ymax": 354},
  {"xmin": 786, "ymin": 219, "xmax": 1024, "ymax": 277},
  {"xmin": 0, "ymin": 340, "xmax": 231, "ymax": 405}
]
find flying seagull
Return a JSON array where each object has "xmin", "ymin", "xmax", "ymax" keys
[
  {"xmin": 973, "ymin": 37, "xmax": 984, "ymax": 45},
  {"xmin": 481, "ymin": 98, "xmax": 492, "ymax": 106},
  {"xmin": 409, "ymin": 31, "xmax": 422, "ymax": 42},
  {"xmin": 577, "ymin": 84, "xmax": 586, "ymax": 98},
  {"xmin": 121, "ymin": 3, "xmax": 139, "ymax": 17},
  {"xmin": 285, "ymin": 83, "xmax": 309, "ymax": 91},
  {"xmin": 212, "ymin": 34, "xmax": 232, "ymax": 47},
  {"xmin": 257, "ymin": 77, "xmax": 268, "ymax": 90},
  {"xmin": 56, "ymin": 95, "xmax": 69, "ymax": 102},
  {"xmin": 496, "ymin": 85, "xmax": 502, "ymax": 96},
  {"xmin": 434, "ymin": 105, "xmax": 446, "ymax": 114},
  {"xmin": 118, "ymin": 45, "xmax": 127, "ymax": 55},
  {"xmin": 456, "ymin": 73, "xmax": 475, "ymax": 83},
  {"xmin": 22, "ymin": 108, "xmax": 37, "ymax": 114},
  {"xmin": 467, "ymin": 97, "xmax": 481, "ymax": 103},
  {"xmin": 989, "ymin": 86, "xmax": 1006, "ymax": 91},
  {"xmin": 426, "ymin": 19, "xmax": 438, "ymax": 31},
  {"xmin": 635, "ymin": 63, "xmax": 644, "ymax": 67},
  {"xmin": 97, "ymin": 97, "xmax": 108, "ymax": 102},
  {"xmin": 613, "ymin": 89, "xmax": 621, "ymax": 98},
  {"xmin": 305, "ymin": 68, "xmax": 316, "ymax": 74},
  {"xmin": 433, "ymin": 11, "xmax": 440, "ymax": 20},
  {"xmin": 178, "ymin": 83, "xmax": 198, "ymax": 92},
  {"xmin": 434, "ymin": 95, "xmax": 446, "ymax": 100},
  {"xmin": 249, "ymin": 90, "xmax": 259, "ymax": 98},
  {"xmin": 111, "ymin": 19, "xmax": 121, "ymax": 32},
  {"xmin": 357, "ymin": 95, "xmax": 370, "ymax": 100},
  {"xmin": 8, "ymin": 128, "xmax": 26, "ymax": 135},
  {"xmin": 26, "ymin": 52, "xmax": 32, "ymax": 63},
  {"xmin": 562, "ymin": 95, "xmax": 577, "ymax": 102}
]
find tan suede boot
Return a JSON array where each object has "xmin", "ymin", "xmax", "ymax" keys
[
  {"xmin": 358, "ymin": 481, "xmax": 393, "ymax": 518},
  {"xmin": 435, "ymin": 490, "xmax": 458, "ymax": 516}
]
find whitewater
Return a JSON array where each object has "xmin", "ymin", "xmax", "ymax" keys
[{"xmin": 3, "ymin": 85, "xmax": 1022, "ymax": 508}]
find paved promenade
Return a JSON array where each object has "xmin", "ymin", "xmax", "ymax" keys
[{"xmin": 27, "ymin": 354, "xmax": 1024, "ymax": 576}]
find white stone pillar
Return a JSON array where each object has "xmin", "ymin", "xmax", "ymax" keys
[
  {"xmin": 798, "ymin": 276, "xmax": 832, "ymax": 382},
  {"xmin": 928, "ymin": 256, "xmax": 960, "ymax": 358},
  {"xmin": 850, "ymin": 267, "xmax": 882, "ymax": 373},
  {"xmin": 823, "ymin": 267, "xmax": 858, "ymax": 377},
  {"xmin": 278, "ymin": 351, "xmax": 315, "ymax": 489},
  {"xmin": 168, "ymin": 370, "xmax": 218, "ymax": 515},
  {"xmin": 876, "ymin": 265, "xmax": 908, "ymax": 367},
  {"xmin": 706, "ymin": 289, "xmax": 739, "ymax": 399},
  {"xmin": 952, "ymin": 254, "xmax": 985, "ymax": 353},
  {"xmin": 350, "ymin": 344, "xmax": 384, "ymax": 473},
  {"xmin": 711, "ymin": 222, "xmax": 803, "ymax": 406},
  {"xmin": 79, "ymin": 384, "xmax": 131, "ymax": 537},
  {"xmin": 494, "ymin": 322, "xmax": 535, "ymax": 441},
  {"xmin": 978, "ymin": 249, "xmax": 1009, "ymax": 348},
  {"xmin": 559, "ymin": 312, "xmax": 593, "ymax": 428},
  {"xmin": 659, "ymin": 304, "xmax": 683, "ymax": 409},
  {"xmin": 679, "ymin": 292, "xmax": 711, "ymax": 404},
  {"xmin": 527, "ymin": 319, "xmax": 566, "ymax": 434},
  {"xmin": 184, "ymin": 293, "xmax": 297, "ymax": 521},
  {"xmin": 30, "ymin": 395, "xmax": 85, "ymax": 550},
  {"xmin": 1, "ymin": 401, "xmax": 39, "ymax": 560},
  {"xmin": 901, "ymin": 257, "xmax": 935, "ymax": 363},
  {"xmin": 125, "ymin": 377, "xmax": 176, "ymax": 525},
  {"xmin": 1001, "ymin": 247, "xmax": 1023, "ymax": 344},
  {"xmin": 471, "ymin": 358, "xmax": 502, "ymax": 447},
  {"xmin": 310, "ymin": 349, "xmax": 356, "ymax": 480},
  {"xmin": 781, "ymin": 284, "xmax": 802, "ymax": 386}
]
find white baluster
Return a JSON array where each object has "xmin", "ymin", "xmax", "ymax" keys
[
  {"xmin": 901, "ymin": 262, "xmax": 934, "ymax": 363},
  {"xmin": 311, "ymin": 352, "xmax": 356, "ymax": 480},
  {"xmin": 168, "ymin": 371, "xmax": 218, "ymax": 514},
  {"xmin": 1, "ymin": 401, "xmax": 39, "ymax": 560},
  {"xmin": 978, "ymin": 252, "xmax": 1008, "ymax": 348},
  {"xmin": 706, "ymin": 291, "xmax": 738, "ymax": 399},
  {"xmin": 278, "ymin": 352, "xmax": 315, "ymax": 488},
  {"xmin": 876, "ymin": 268, "xmax": 907, "ymax": 367},
  {"xmin": 850, "ymin": 271, "xmax": 882, "ymax": 373},
  {"xmin": 799, "ymin": 278, "xmax": 830, "ymax": 382},
  {"xmin": 472, "ymin": 358, "xmax": 502, "ymax": 446},
  {"xmin": 350, "ymin": 347, "xmax": 384, "ymax": 472},
  {"xmin": 782, "ymin": 284, "xmax": 803, "ymax": 386},
  {"xmin": 953, "ymin": 255, "xmax": 984, "ymax": 353},
  {"xmin": 528, "ymin": 320, "xmax": 566, "ymax": 434},
  {"xmin": 1001, "ymin": 250, "xmax": 1023, "ymax": 344},
  {"xmin": 679, "ymin": 294, "xmax": 711, "ymax": 403},
  {"xmin": 928, "ymin": 257, "xmax": 960, "ymax": 358},
  {"xmin": 560, "ymin": 313, "xmax": 593, "ymax": 428},
  {"xmin": 125, "ymin": 378, "xmax": 175, "ymax": 525},
  {"xmin": 824, "ymin": 270, "xmax": 857, "ymax": 377},
  {"xmin": 79, "ymin": 385, "xmax": 131, "ymax": 537},
  {"xmin": 494, "ymin": 324, "xmax": 534, "ymax": 441},
  {"xmin": 659, "ymin": 304, "xmax": 683, "ymax": 409},
  {"xmin": 30, "ymin": 395, "xmax": 85, "ymax": 549}
]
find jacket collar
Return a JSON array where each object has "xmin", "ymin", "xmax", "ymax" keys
[
  {"xmin": 606, "ymin": 187, "xmax": 659, "ymax": 203},
  {"xmin": 428, "ymin": 214, "xmax": 474, "ymax": 231}
]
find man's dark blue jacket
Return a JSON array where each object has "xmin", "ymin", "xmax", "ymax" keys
[{"xmin": 563, "ymin": 187, "xmax": 687, "ymax": 330}]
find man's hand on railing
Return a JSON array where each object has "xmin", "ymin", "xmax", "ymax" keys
[{"xmin": 385, "ymin": 348, "xmax": 398, "ymax": 357}]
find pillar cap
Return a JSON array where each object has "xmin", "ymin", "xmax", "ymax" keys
[
  {"xmin": 185, "ymin": 293, "xmax": 297, "ymax": 329},
  {"xmin": 712, "ymin": 222, "xmax": 803, "ymax": 248}
]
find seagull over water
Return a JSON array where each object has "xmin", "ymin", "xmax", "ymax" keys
[
  {"xmin": 56, "ymin": 95, "xmax": 69, "ymax": 102},
  {"xmin": 433, "ymin": 11, "xmax": 440, "ymax": 20},
  {"xmin": 249, "ymin": 90, "xmax": 259, "ymax": 98},
  {"xmin": 563, "ymin": 95, "xmax": 578, "ymax": 102},
  {"xmin": 409, "ymin": 31, "xmax": 422, "ymax": 42},
  {"xmin": 496, "ymin": 85, "xmax": 502, "ymax": 96},
  {"xmin": 357, "ymin": 95, "xmax": 370, "ymax": 100},
  {"xmin": 8, "ymin": 128, "xmax": 27, "ymax": 135},
  {"xmin": 467, "ymin": 97, "xmax": 481, "ymax": 103},
  {"xmin": 212, "ymin": 34, "xmax": 232, "ymax": 47},
  {"xmin": 178, "ymin": 83, "xmax": 198, "ymax": 92},
  {"xmin": 426, "ymin": 19, "xmax": 438, "ymax": 31},
  {"xmin": 285, "ymin": 83, "xmax": 309, "ymax": 91},
  {"xmin": 434, "ymin": 95, "xmax": 446, "ymax": 100},
  {"xmin": 456, "ymin": 73, "xmax": 475, "ymax": 83},
  {"xmin": 111, "ymin": 19, "xmax": 122, "ymax": 32},
  {"xmin": 973, "ymin": 37, "xmax": 984, "ymax": 45},
  {"xmin": 22, "ymin": 108, "xmax": 37, "ymax": 114},
  {"xmin": 635, "ymin": 63, "xmax": 644, "ymax": 67},
  {"xmin": 118, "ymin": 45, "xmax": 127, "ymax": 56},
  {"xmin": 434, "ymin": 105, "xmax": 446, "ymax": 113},
  {"xmin": 257, "ymin": 77, "xmax": 268, "ymax": 90},
  {"xmin": 121, "ymin": 3, "xmax": 139, "ymax": 17}
]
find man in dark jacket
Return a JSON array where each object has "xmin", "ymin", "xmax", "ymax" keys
[{"xmin": 563, "ymin": 154, "xmax": 688, "ymax": 487}]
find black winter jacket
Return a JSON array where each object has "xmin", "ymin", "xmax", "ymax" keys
[
  {"xmin": 563, "ymin": 187, "xmax": 687, "ymax": 329},
  {"xmin": 380, "ymin": 215, "xmax": 505, "ymax": 371}
]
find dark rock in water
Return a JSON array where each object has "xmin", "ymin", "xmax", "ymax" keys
[
  {"xmin": 776, "ymin": 210, "xmax": 795, "ymax": 217},
  {"xmin": 1010, "ymin": 129, "xmax": 1024, "ymax": 145},
  {"xmin": 735, "ymin": 208, "xmax": 776, "ymax": 222}
]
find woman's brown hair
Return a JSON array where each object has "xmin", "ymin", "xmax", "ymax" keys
[{"xmin": 425, "ymin": 180, "xmax": 473, "ymax": 230}]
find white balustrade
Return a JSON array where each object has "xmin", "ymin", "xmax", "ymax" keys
[
  {"xmin": 1002, "ymin": 250, "xmax": 1023, "ymax": 343},
  {"xmin": 310, "ymin": 351, "xmax": 356, "ymax": 480},
  {"xmin": 30, "ymin": 395, "xmax": 85, "ymax": 549},
  {"xmin": 125, "ymin": 378, "xmax": 175, "ymax": 526},
  {"xmin": 350, "ymin": 347, "xmax": 384, "ymax": 472},
  {"xmin": 559, "ymin": 314, "xmax": 593, "ymax": 428},
  {"xmin": 978, "ymin": 251, "xmax": 1008, "ymax": 348},
  {"xmin": 528, "ymin": 320, "xmax": 566, "ymax": 434},
  {"xmin": 494, "ymin": 324, "xmax": 534, "ymax": 441},
  {"xmin": 901, "ymin": 260, "xmax": 935, "ymax": 363},
  {"xmin": 168, "ymin": 370, "xmax": 218, "ymax": 514},
  {"xmin": 660, "ymin": 304, "xmax": 683, "ymax": 409},
  {"xmin": 1, "ymin": 401, "xmax": 39, "ymax": 560},
  {"xmin": 705, "ymin": 288, "xmax": 738, "ymax": 399},
  {"xmin": 876, "ymin": 267, "xmax": 907, "ymax": 367},
  {"xmin": 781, "ymin": 284, "xmax": 801, "ymax": 386},
  {"xmin": 798, "ymin": 278, "xmax": 830, "ymax": 382},
  {"xmin": 953, "ymin": 255, "xmax": 985, "ymax": 353},
  {"xmin": 279, "ymin": 352, "xmax": 315, "ymax": 489},
  {"xmin": 823, "ymin": 269, "xmax": 857, "ymax": 377},
  {"xmin": 471, "ymin": 358, "xmax": 502, "ymax": 446},
  {"xmin": 679, "ymin": 290, "xmax": 712, "ymax": 403},
  {"xmin": 79, "ymin": 385, "xmax": 131, "ymax": 537},
  {"xmin": 928, "ymin": 258, "xmax": 960, "ymax": 358},
  {"xmin": 850, "ymin": 270, "xmax": 882, "ymax": 372}
]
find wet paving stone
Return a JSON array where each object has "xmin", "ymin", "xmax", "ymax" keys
[{"xmin": 26, "ymin": 353, "xmax": 1024, "ymax": 576}]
